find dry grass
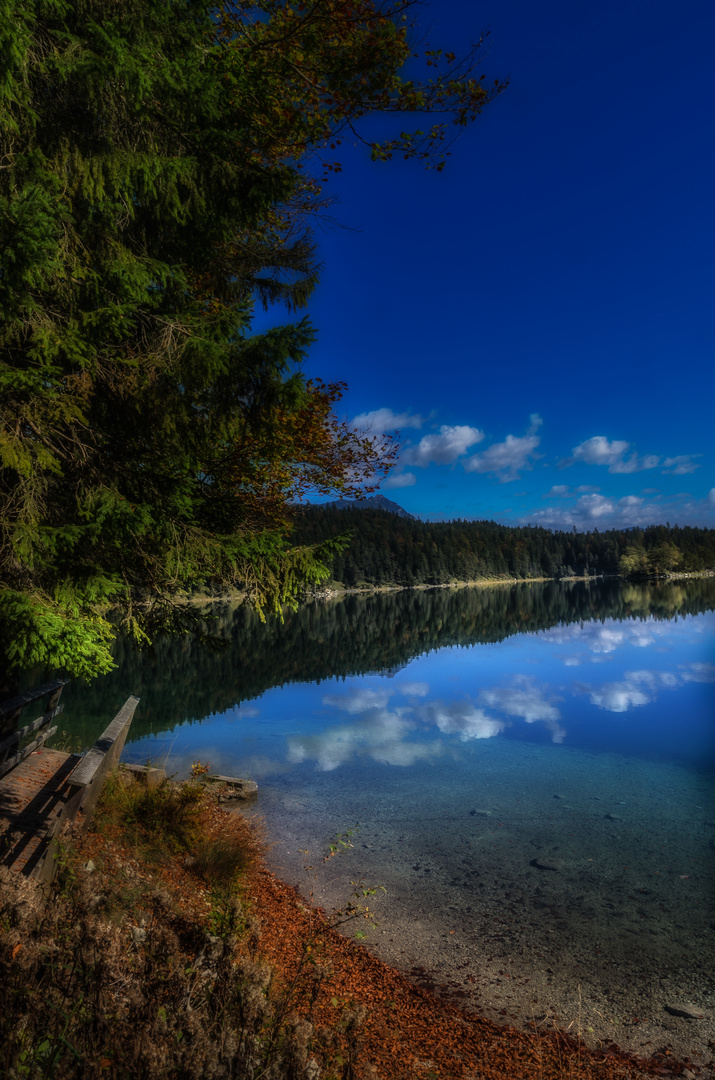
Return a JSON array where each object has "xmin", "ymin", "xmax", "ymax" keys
[{"xmin": 0, "ymin": 774, "xmax": 365, "ymax": 1080}]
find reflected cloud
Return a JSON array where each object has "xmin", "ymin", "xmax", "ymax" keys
[
  {"xmin": 287, "ymin": 708, "xmax": 443, "ymax": 771},
  {"xmin": 588, "ymin": 628, "xmax": 625, "ymax": 653},
  {"xmin": 589, "ymin": 679, "xmax": 652, "ymax": 713},
  {"xmin": 478, "ymin": 677, "xmax": 566, "ymax": 743},
  {"xmin": 400, "ymin": 681, "xmax": 430, "ymax": 696},
  {"xmin": 679, "ymin": 662, "xmax": 715, "ymax": 683},
  {"xmin": 580, "ymin": 624, "xmax": 654, "ymax": 652},
  {"xmin": 585, "ymin": 669, "xmax": 682, "ymax": 713},
  {"xmin": 282, "ymin": 643, "xmax": 713, "ymax": 772},
  {"xmin": 323, "ymin": 688, "xmax": 393, "ymax": 714},
  {"xmin": 421, "ymin": 701, "xmax": 506, "ymax": 742},
  {"xmin": 370, "ymin": 741, "xmax": 444, "ymax": 767},
  {"xmin": 547, "ymin": 619, "xmax": 667, "ymax": 656}
]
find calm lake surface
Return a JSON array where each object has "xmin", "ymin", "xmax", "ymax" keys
[{"xmin": 58, "ymin": 579, "xmax": 715, "ymax": 1059}]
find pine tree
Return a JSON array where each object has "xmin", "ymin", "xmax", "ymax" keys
[{"xmin": 0, "ymin": 0, "xmax": 503, "ymax": 679}]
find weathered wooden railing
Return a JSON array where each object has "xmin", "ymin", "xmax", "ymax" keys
[
  {"xmin": 0, "ymin": 680, "xmax": 67, "ymax": 779},
  {"xmin": 34, "ymin": 695, "xmax": 140, "ymax": 882}
]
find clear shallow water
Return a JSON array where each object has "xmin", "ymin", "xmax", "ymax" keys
[{"xmin": 54, "ymin": 579, "xmax": 715, "ymax": 1059}]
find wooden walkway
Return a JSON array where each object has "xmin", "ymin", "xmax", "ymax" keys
[
  {"xmin": 0, "ymin": 694, "xmax": 139, "ymax": 881},
  {"xmin": 0, "ymin": 749, "xmax": 82, "ymax": 876}
]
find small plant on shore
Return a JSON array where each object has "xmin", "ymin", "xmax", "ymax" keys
[{"xmin": 301, "ymin": 827, "xmax": 386, "ymax": 942}]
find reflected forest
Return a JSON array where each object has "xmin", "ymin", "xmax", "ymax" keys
[{"xmin": 58, "ymin": 577, "xmax": 715, "ymax": 749}]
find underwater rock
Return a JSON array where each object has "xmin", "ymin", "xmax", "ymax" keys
[
  {"xmin": 530, "ymin": 857, "xmax": 562, "ymax": 871},
  {"xmin": 664, "ymin": 1002, "xmax": 708, "ymax": 1019}
]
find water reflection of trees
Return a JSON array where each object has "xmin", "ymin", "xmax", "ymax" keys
[{"xmin": 59, "ymin": 578, "xmax": 715, "ymax": 745}]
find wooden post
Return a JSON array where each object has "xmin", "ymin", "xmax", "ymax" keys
[
  {"xmin": 32, "ymin": 696, "xmax": 140, "ymax": 883},
  {"xmin": 64, "ymin": 696, "xmax": 140, "ymax": 831}
]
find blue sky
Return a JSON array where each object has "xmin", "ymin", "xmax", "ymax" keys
[{"xmin": 276, "ymin": 0, "xmax": 715, "ymax": 529}]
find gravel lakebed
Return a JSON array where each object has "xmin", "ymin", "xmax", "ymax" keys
[{"xmin": 250, "ymin": 739, "xmax": 715, "ymax": 1069}]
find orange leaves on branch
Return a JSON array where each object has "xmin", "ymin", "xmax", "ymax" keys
[
  {"xmin": 216, "ymin": 0, "xmax": 507, "ymax": 178},
  {"xmin": 215, "ymin": 379, "xmax": 398, "ymax": 531}
]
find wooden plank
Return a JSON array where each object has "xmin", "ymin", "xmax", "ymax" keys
[
  {"xmin": 0, "ymin": 726, "xmax": 58, "ymax": 779},
  {"xmin": 0, "ymin": 682, "xmax": 67, "ymax": 768},
  {"xmin": 69, "ymin": 696, "xmax": 139, "ymax": 788},
  {"xmin": 0, "ymin": 704, "xmax": 64, "ymax": 757},
  {"xmin": 66, "ymin": 696, "xmax": 140, "ymax": 833},
  {"xmin": 0, "ymin": 680, "xmax": 68, "ymax": 720}
]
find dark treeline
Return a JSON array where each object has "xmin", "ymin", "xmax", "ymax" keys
[
  {"xmin": 291, "ymin": 507, "xmax": 715, "ymax": 586},
  {"xmin": 54, "ymin": 577, "xmax": 715, "ymax": 748}
]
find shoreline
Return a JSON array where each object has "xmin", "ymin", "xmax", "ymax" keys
[
  {"xmin": 245, "ymin": 855, "xmax": 670, "ymax": 1080},
  {"xmin": 185, "ymin": 568, "xmax": 714, "ymax": 606}
]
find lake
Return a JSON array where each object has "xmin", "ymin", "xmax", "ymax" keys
[{"xmin": 57, "ymin": 578, "xmax": 715, "ymax": 1062}]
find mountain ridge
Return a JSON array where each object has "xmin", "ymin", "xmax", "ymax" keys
[{"xmin": 323, "ymin": 494, "xmax": 415, "ymax": 519}]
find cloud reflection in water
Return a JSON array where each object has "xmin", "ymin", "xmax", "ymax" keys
[
  {"xmin": 420, "ymin": 701, "xmax": 506, "ymax": 742},
  {"xmin": 288, "ymin": 673, "xmax": 571, "ymax": 772},
  {"xmin": 582, "ymin": 662, "xmax": 715, "ymax": 713},
  {"xmin": 287, "ymin": 705, "xmax": 443, "ymax": 771},
  {"xmin": 479, "ymin": 676, "xmax": 566, "ymax": 743}
]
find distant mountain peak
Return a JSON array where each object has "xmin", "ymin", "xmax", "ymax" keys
[{"xmin": 325, "ymin": 494, "xmax": 415, "ymax": 520}]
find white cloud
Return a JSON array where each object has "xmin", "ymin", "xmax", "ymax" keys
[
  {"xmin": 382, "ymin": 471, "xmax": 417, "ymax": 489},
  {"xmin": 569, "ymin": 435, "xmax": 661, "ymax": 474},
  {"xmin": 567, "ymin": 436, "xmax": 701, "ymax": 477},
  {"xmin": 610, "ymin": 453, "xmax": 660, "ymax": 474},
  {"xmin": 546, "ymin": 484, "xmax": 570, "ymax": 498},
  {"xmin": 619, "ymin": 494, "xmax": 643, "ymax": 508},
  {"xmin": 576, "ymin": 493, "xmax": 617, "ymax": 519},
  {"xmin": 351, "ymin": 408, "xmax": 424, "ymax": 433},
  {"xmin": 464, "ymin": 414, "xmax": 543, "ymax": 482},
  {"xmin": 403, "ymin": 424, "xmax": 485, "ymax": 467},
  {"xmin": 524, "ymin": 488, "xmax": 715, "ymax": 531},
  {"xmin": 572, "ymin": 435, "xmax": 631, "ymax": 467},
  {"xmin": 662, "ymin": 455, "xmax": 701, "ymax": 475}
]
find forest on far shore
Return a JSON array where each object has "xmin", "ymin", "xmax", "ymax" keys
[{"xmin": 291, "ymin": 505, "xmax": 715, "ymax": 587}]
